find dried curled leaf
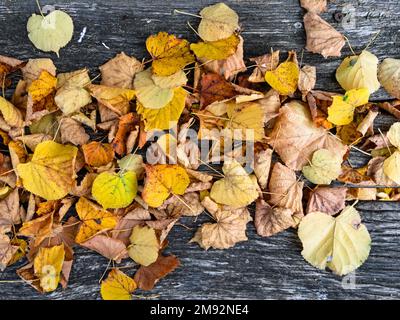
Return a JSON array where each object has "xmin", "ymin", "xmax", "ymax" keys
[
  {"xmin": 146, "ymin": 32, "xmax": 194, "ymax": 76},
  {"xmin": 300, "ymin": 0, "xmax": 327, "ymax": 13},
  {"xmin": 303, "ymin": 12, "xmax": 345, "ymax": 58},
  {"xmin": 17, "ymin": 141, "xmax": 77, "ymax": 200},
  {"xmin": 336, "ymin": 50, "xmax": 381, "ymax": 94},
  {"xmin": 298, "ymin": 206, "xmax": 371, "ymax": 275},
  {"xmin": 101, "ymin": 268, "xmax": 136, "ymax": 300},
  {"xmin": 307, "ymin": 187, "xmax": 347, "ymax": 215},
  {"xmin": 0, "ymin": 97, "xmax": 23, "ymax": 128}
]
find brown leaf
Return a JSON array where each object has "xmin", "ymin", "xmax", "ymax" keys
[
  {"xmin": 21, "ymin": 58, "xmax": 56, "ymax": 85},
  {"xmin": 15, "ymin": 134, "xmax": 52, "ymax": 151},
  {"xmin": 60, "ymin": 117, "xmax": 90, "ymax": 146},
  {"xmin": 81, "ymin": 234, "xmax": 128, "ymax": 263},
  {"xmin": 0, "ymin": 154, "xmax": 16, "ymax": 188},
  {"xmin": 0, "ymin": 189, "xmax": 24, "ymax": 232},
  {"xmin": 300, "ymin": 0, "xmax": 327, "ymax": 13},
  {"xmin": 17, "ymin": 263, "xmax": 42, "ymax": 293},
  {"xmin": 347, "ymin": 181, "xmax": 377, "ymax": 201},
  {"xmin": 268, "ymin": 162, "xmax": 304, "ymax": 215},
  {"xmin": 199, "ymin": 36, "xmax": 246, "ymax": 80},
  {"xmin": 134, "ymin": 255, "xmax": 180, "ymax": 291},
  {"xmin": 268, "ymin": 101, "xmax": 348, "ymax": 170},
  {"xmin": 306, "ymin": 187, "xmax": 347, "ymax": 215},
  {"xmin": 378, "ymin": 101, "xmax": 400, "ymax": 119},
  {"xmin": 304, "ymin": 12, "xmax": 345, "ymax": 58},
  {"xmin": 200, "ymin": 73, "xmax": 238, "ymax": 108},
  {"xmin": 254, "ymin": 148, "xmax": 273, "ymax": 190},
  {"xmin": 82, "ymin": 141, "xmax": 115, "ymax": 167},
  {"xmin": 190, "ymin": 197, "xmax": 251, "ymax": 250},
  {"xmin": 255, "ymin": 199, "xmax": 294, "ymax": 237},
  {"xmin": 159, "ymin": 192, "xmax": 204, "ymax": 217},
  {"xmin": 18, "ymin": 212, "xmax": 56, "ymax": 247},
  {"xmin": 249, "ymin": 50, "xmax": 280, "ymax": 83},
  {"xmin": 367, "ymin": 157, "xmax": 398, "ymax": 186},
  {"xmin": 99, "ymin": 52, "xmax": 143, "ymax": 89},
  {"xmin": 70, "ymin": 173, "xmax": 97, "ymax": 197},
  {"xmin": 0, "ymin": 55, "xmax": 25, "ymax": 88},
  {"xmin": 298, "ymin": 65, "xmax": 316, "ymax": 99},
  {"xmin": 112, "ymin": 113, "xmax": 139, "ymax": 156}
]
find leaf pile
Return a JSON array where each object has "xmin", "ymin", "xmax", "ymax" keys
[{"xmin": 1, "ymin": 2, "xmax": 399, "ymax": 299}]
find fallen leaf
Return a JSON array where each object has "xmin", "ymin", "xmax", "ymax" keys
[
  {"xmin": 210, "ymin": 159, "xmax": 259, "ymax": 208},
  {"xmin": 255, "ymin": 199, "xmax": 294, "ymax": 237},
  {"xmin": 92, "ymin": 171, "xmax": 138, "ymax": 209},
  {"xmin": 0, "ymin": 234, "xmax": 19, "ymax": 271},
  {"xmin": 117, "ymin": 154, "xmax": 144, "ymax": 179},
  {"xmin": 378, "ymin": 58, "xmax": 400, "ymax": 99},
  {"xmin": 112, "ymin": 112, "xmax": 139, "ymax": 155},
  {"xmin": 146, "ymin": 32, "xmax": 194, "ymax": 76},
  {"xmin": 60, "ymin": 117, "xmax": 90, "ymax": 146},
  {"xmin": 100, "ymin": 52, "xmax": 143, "ymax": 88},
  {"xmin": 27, "ymin": 10, "xmax": 74, "ymax": 56},
  {"xmin": 336, "ymin": 50, "xmax": 381, "ymax": 94},
  {"xmin": 0, "ymin": 97, "xmax": 24, "ymax": 128},
  {"xmin": 128, "ymin": 225, "xmax": 159, "ymax": 266},
  {"xmin": 298, "ymin": 206, "xmax": 371, "ymax": 275},
  {"xmin": 81, "ymin": 235, "xmax": 127, "ymax": 262},
  {"xmin": 268, "ymin": 101, "xmax": 348, "ymax": 170},
  {"xmin": 199, "ymin": 73, "xmax": 238, "ymax": 108},
  {"xmin": 17, "ymin": 141, "xmax": 78, "ymax": 200},
  {"xmin": 191, "ymin": 34, "xmax": 240, "ymax": 60},
  {"xmin": 0, "ymin": 189, "xmax": 24, "ymax": 231},
  {"xmin": 306, "ymin": 187, "xmax": 347, "ymax": 215},
  {"xmin": 100, "ymin": 268, "xmax": 136, "ymax": 300},
  {"xmin": 21, "ymin": 58, "xmax": 56, "ymax": 85},
  {"xmin": 249, "ymin": 50, "xmax": 280, "ymax": 83},
  {"xmin": 75, "ymin": 197, "xmax": 118, "ymax": 243},
  {"xmin": 142, "ymin": 164, "xmax": 190, "ymax": 207},
  {"xmin": 82, "ymin": 141, "xmax": 114, "ymax": 167},
  {"xmin": 254, "ymin": 148, "xmax": 273, "ymax": 190},
  {"xmin": 265, "ymin": 52, "xmax": 299, "ymax": 95},
  {"xmin": 303, "ymin": 12, "xmax": 345, "ymax": 58},
  {"xmin": 298, "ymin": 65, "xmax": 316, "ymax": 98},
  {"xmin": 300, "ymin": 0, "xmax": 327, "ymax": 13},
  {"xmin": 151, "ymin": 70, "xmax": 187, "ymax": 89},
  {"xmin": 198, "ymin": 3, "xmax": 239, "ymax": 42},
  {"xmin": 134, "ymin": 255, "xmax": 180, "ymax": 290},
  {"xmin": 383, "ymin": 122, "xmax": 400, "ymax": 184}
]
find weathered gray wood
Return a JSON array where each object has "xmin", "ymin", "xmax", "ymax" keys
[{"xmin": 0, "ymin": 0, "xmax": 400, "ymax": 300}]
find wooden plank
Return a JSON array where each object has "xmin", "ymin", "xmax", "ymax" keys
[{"xmin": 0, "ymin": 0, "xmax": 400, "ymax": 300}]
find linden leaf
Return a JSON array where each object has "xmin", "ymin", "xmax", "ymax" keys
[
  {"xmin": 142, "ymin": 164, "xmax": 190, "ymax": 208},
  {"xmin": 0, "ymin": 234, "xmax": 19, "ymax": 271},
  {"xmin": 307, "ymin": 187, "xmax": 347, "ymax": 215},
  {"xmin": 268, "ymin": 101, "xmax": 348, "ymax": 170},
  {"xmin": 100, "ymin": 268, "xmax": 137, "ymax": 300},
  {"xmin": 300, "ymin": 0, "xmax": 327, "ymax": 13},
  {"xmin": 151, "ymin": 70, "xmax": 187, "ymax": 89},
  {"xmin": 92, "ymin": 171, "xmax": 138, "ymax": 209},
  {"xmin": 191, "ymin": 196, "xmax": 251, "ymax": 250},
  {"xmin": 327, "ymin": 88, "xmax": 370, "ymax": 126},
  {"xmin": 199, "ymin": 73, "xmax": 238, "ymax": 108},
  {"xmin": 100, "ymin": 52, "xmax": 143, "ymax": 89},
  {"xmin": 302, "ymin": 149, "xmax": 343, "ymax": 185},
  {"xmin": 27, "ymin": 10, "xmax": 74, "ymax": 56},
  {"xmin": 303, "ymin": 12, "xmax": 345, "ymax": 58},
  {"xmin": 87, "ymin": 84, "xmax": 135, "ymax": 115},
  {"xmin": 82, "ymin": 141, "xmax": 115, "ymax": 167},
  {"xmin": 33, "ymin": 244, "xmax": 65, "ymax": 292},
  {"xmin": 17, "ymin": 141, "xmax": 77, "ymax": 200},
  {"xmin": 265, "ymin": 53, "xmax": 299, "ymax": 95},
  {"xmin": 137, "ymin": 87, "xmax": 187, "ymax": 131},
  {"xmin": 55, "ymin": 69, "xmax": 92, "ymax": 115},
  {"xmin": 336, "ymin": 50, "xmax": 380, "ymax": 94},
  {"xmin": 134, "ymin": 255, "xmax": 180, "ymax": 291},
  {"xmin": 81, "ymin": 235, "xmax": 128, "ymax": 263},
  {"xmin": 198, "ymin": 3, "xmax": 239, "ymax": 42},
  {"xmin": 378, "ymin": 58, "xmax": 400, "ymax": 99},
  {"xmin": 128, "ymin": 225, "xmax": 159, "ymax": 266},
  {"xmin": 210, "ymin": 159, "xmax": 258, "ymax": 208},
  {"xmin": 0, "ymin": 97, "xmax": 23, "ymax": 127},
  {"xmin": 255, "ymin": 199, "xmax": 294, "ymax": 237},
  {"xmin": 117, "ymin": 154, "xmax": 144, "ymax": 178},
  {"xmin": 383, "ymin": 125, "xmax": 400, "ymax": 184},
  {"xmin": 75, "ymin": 197, "xmax": 118, "ymax": 243},
  {"xmin": 134, "ymin": 68, "xmax": 174, "ymax": 109},
  {"xmin": 190, "ymin": 34, "xmax": 240, "ymax": 60},
  {"xmin": 146, "ymin": 32, "xmax": 194, "ymax": 76},
  {"xmin": 298, "ymin": 206, "xmax": 371, "ymax": 275},
  {"xmin": 387, "ymin": 122, "xmax": 400, "ymax": 149}
]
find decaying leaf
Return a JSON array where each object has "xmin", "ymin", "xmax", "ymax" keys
[
  {"xmin": 306, "ymin": 187, "xmax": 347, "ymax": 215},
  {"xmin": 82, "ymin": 141, "xmax": 114, "ymax": 167},
  {"xmin": 300, "ymin": 0, "xmax": 327, "ymax": 13},
  {"xmin": 249, "ymin": 50, "xmax": 280, "ymax": 83},
  {"xmin": 101, "ymin": 268, "xmax": 136, "ymax": 300}
]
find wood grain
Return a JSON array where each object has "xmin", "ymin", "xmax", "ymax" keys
[{"xmin": 0, "ymin": 0, "xmax": 400, "ymax": 300}]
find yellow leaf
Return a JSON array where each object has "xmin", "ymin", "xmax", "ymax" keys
[
  {"xmin": 82, "ymin": 141, "xmax": 115, "ymax": 167},
  {"xmin": 55, "ymin": 69, "xmax": 92, "ymax": 114},
  {"xmin": 327, "ymin": 88, "xmax": 370, "ymax": 126},
  {"xmin": 336, "ymin": 50, "xmax": 380, "ymax": 94},
  {"xmin": 146, "ymin": 32, "xmax": 194, "ymax": 76},
  {"xmin": 100, "ymin": 268, "xmax": 137, "ymax": 300},
  {"xmin": 265, "ymin": 61, "xmax": 299, "ymax": 95},
  {"xmin": 142, "ymin": 164, "xmax": 190, "ymax": 207},
  {"xmin": 298, "ymin": 206, "xmax": 371, "ymax": 275},
  {"xmin": 383, "ymin": 150, "xmax": 400, "ymax": 184},
  {"xmin": 92, "ymin": 171, "xmax": 138, "ymax": 209},
  {"xmin": 198, "ymin": 3, "xmax": 239, "ymax": 42},
  {"xmin": 210, "ymin": 159, "xmax": 259, "ymax": 208},
  {"xmin": 190, "ymin": 34, "xmax": 240, "ymax": 60},
  {"xmin": 33, "ymin": 244, "xmax": 65, "ymax": 292},
  {"xmin": 27, "ymin": 10, "xmax": 74, "ymax": 56},
  {"xmin": 302, "ymin": 149, "xmax": 342, "ymax": 185},
  {"xmin": 17, "ymin": 141, "xmax": 77, "ymax": 200},
  {"xmin": 0, "ymin": 97, "xmax": 23, "ymax": 127},
  {"xmin": 378, "ymin": 58, "xmax": 400, "ymax": 99},
  {"xmin": 151, "ymin": 70, "xmax": 187, "ymax": 89},
  {"xmin": 28, "ymin": 70, "xmax": 57, "ymax": 103},
  {"xmin": 137, "ymin": 87, "xmax": 187, "ymax": 131},
  {"xmin": 75, "ymin": 197, "xmax": 118, "ymax": 243},
  {"xmin": 128, "ymin": 225, "xmax": 159, "ymax": 266},
  {"xmin": 386, "ymin": 122, "xmax": 400, "ymax": 149},
  {"xmin": 134, "ymin": 68, "xmax": 174, "ymax": 109},
  {"xmin": 87, "ymin": 84, "xmax": 135, "ymax": 115}
]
